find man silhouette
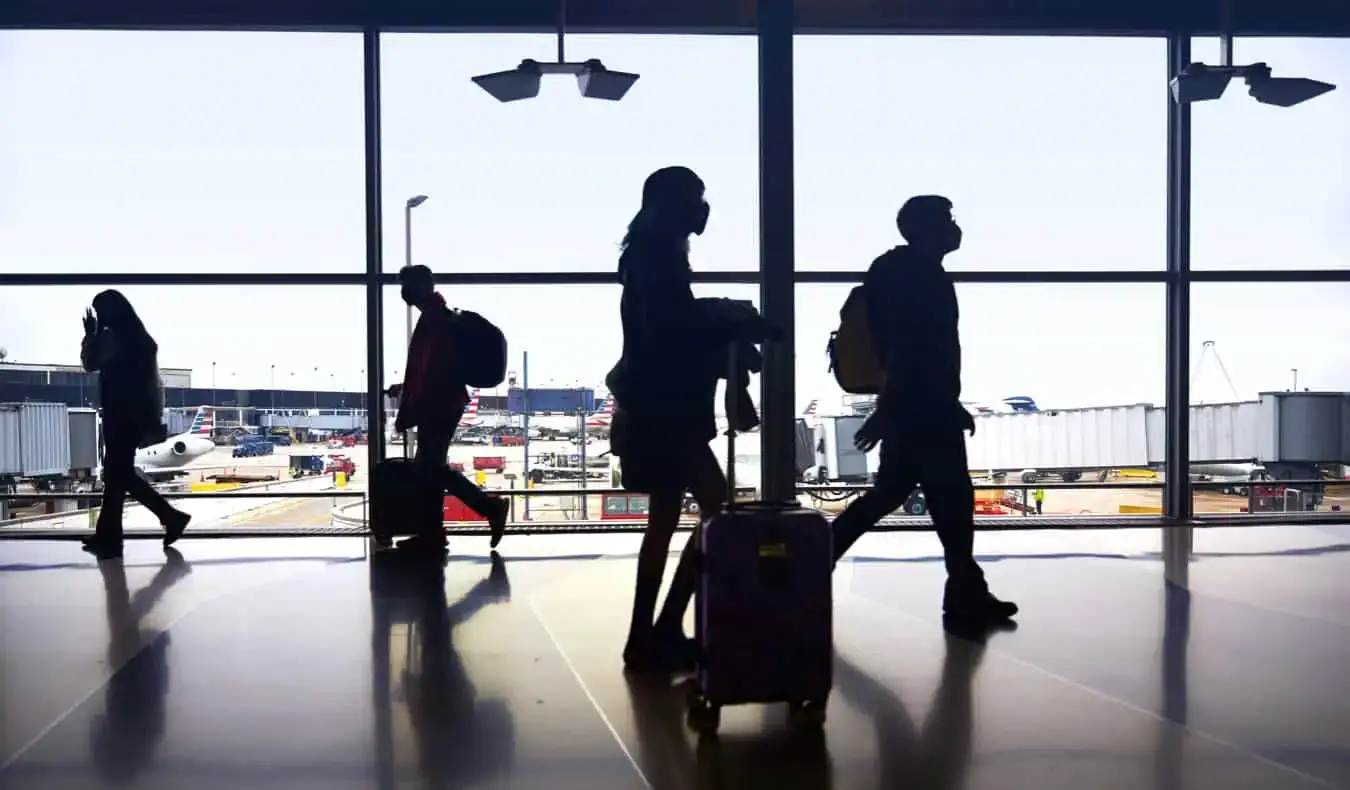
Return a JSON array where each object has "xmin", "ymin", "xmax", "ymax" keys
[
  {"xmin": 832, "ymin": 196, "xmax": 1017, "ymax": 623},
  {"xmin": 392, "ymin": 264, "xmax": 508, "ymax": 551}
]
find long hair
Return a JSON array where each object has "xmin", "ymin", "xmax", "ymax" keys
[
  {"xmin": 619, "ymin": 166, "xmax": 703, "ymax": 283},
  {"xmin": 92, "ymin": 289, "xmax": 157, "ymax": 354}
]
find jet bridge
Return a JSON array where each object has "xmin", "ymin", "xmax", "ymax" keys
[{"xmin": 966, "ymin": 391, "xmax": 1350, "ymax": 479}]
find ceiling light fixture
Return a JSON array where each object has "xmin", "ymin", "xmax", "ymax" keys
[
  {"xmin": 470, "ymin": 0, "xmax": 639, "ymax": 103},
  {"xmin": 1169, "ymin": 1, "xmax": 1335, "ymax": 107}
]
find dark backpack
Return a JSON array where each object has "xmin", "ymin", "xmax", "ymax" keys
[
  {"xmin": 448, "ymin": 309, "xmax": 508, "ymax": 388},
  {"xmin": 826, "ymin": 284, "xmax": 884, "ymax": 394}
]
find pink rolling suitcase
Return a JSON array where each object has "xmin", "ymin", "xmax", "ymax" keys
[{"xmin": 685, "ymin": 346, "xmax": 833, "ymax": 735}]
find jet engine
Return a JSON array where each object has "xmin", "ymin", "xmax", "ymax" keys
[{"xmin": 172, "ymin": 441, "xmax": 188, "ymax": 455}]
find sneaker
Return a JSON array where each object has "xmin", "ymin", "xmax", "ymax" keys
[
  {"xmin": 396, "ymin": 532, "xmax": 449, "ymax": 556},
  {"xmin": 162, "ymin": 509, "xmax": 192, "ymax": 548},
  {"xmin": 81, "ymin": 536, "xmax": 124, "ymax": 561},
  {"xmin": 485, "ymin": 497, "xmax": 509, "ymax": 549},
  {"xmin": 944, "ymin": 584, "xmax": 1019, "ymax": 623}
]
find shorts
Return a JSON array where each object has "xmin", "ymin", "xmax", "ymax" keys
[{"xmin": 613, "ymin": 410, "xmax": 720, "ymax": 495}]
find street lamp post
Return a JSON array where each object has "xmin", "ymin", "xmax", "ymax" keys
[
  {"xmin": 1292, "ymin": 368, "xmax": 1299, "ymax": 391},
  {"xmin": 405, "ymin": 194, "xmax": 429, "ymax": 348},
  {"xmin": 404, "ymin": 194, "xmax": 429, "ymax": 454}
]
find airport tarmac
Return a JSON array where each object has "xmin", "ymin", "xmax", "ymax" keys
[{"xmin": 8, "ymin": 439, "xmax": 1342, "ymax": 532}]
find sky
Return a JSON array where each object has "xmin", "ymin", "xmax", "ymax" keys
[{"xmin": 0, "ymin": 32, "xmax": 1346, "ymax": 412}]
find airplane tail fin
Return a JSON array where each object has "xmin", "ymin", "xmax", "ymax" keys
[
  {"xmin": 586, "ymin": 395, "xmax": 615, "ymax": 427},
  {"xmin": 1002, "ymin": 396, "xmax": 1040, "ymax": 413},
  {"xmin": 803, "ymin": 399, "xmax": 818, "ymax": 418},
  {"xmin": 462, "ymin": 389, "xmax": 481, "ymax": 425},
  {"xmin": 188, "ymin": 406, "xmax": 214, "ymax": 437}
]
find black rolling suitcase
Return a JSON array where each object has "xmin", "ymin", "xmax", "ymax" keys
[{"xmin": 370, "ymin": 433, "xmax": 444, "ymax": 548}]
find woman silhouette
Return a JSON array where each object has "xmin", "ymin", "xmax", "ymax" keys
[
  {"xmin": 80, "ymin": 290, "xmax": 191, "ymax": 560},
  {"xmin": 609, "ymin": 167, "xmax": 729, "ymax": 671}
]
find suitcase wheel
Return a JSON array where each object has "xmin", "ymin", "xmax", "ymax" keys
[
  {"xmin": 685, "ymin": 689, "xmax": 721, "ymax": 736},
  {"xmin": 788, "ymin": 698, "xmax": 828, "ymax": 728}
]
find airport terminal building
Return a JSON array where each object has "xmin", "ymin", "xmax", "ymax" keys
[{"xmin": 2, "ymin": 2, "xmax": 1349, "ymax": 788}]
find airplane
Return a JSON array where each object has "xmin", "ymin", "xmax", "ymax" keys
[
  {"xmin": 525, "ymin": 394, "xmax": 615, "ymax": 440},
  {"xmin": 583, "ymin": 395, "xmax": 615, "ymax": 436},
  {"xmin": 963, "ymin": 396, "xmax": 1042, "ymax": 415},
  {"xmin": 133, "ymin": 406, "xmax": 216, "ymax": 480},
  {"xmin": 461, "ymin": 389, "xmax": 482, "ymax": 427}
]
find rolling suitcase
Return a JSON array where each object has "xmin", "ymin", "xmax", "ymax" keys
[
  {"xmin": 686, "ymin": 345, "xmax": 833, "ymax": 735},
  {"xmin": 370, "ymin": 433, "xmax": 444, "ymax": 549}
]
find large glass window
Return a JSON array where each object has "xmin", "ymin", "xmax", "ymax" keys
[
  {"xmin": 0, "ymin": 285, "xmax": 365, "ymax": 529},
  {"xmin": 381, "ymin": 284, "xmax": 760, "ymax": 521},
  {"xmin": 794, "ymin": 36, "xmax": 1166, "ymax": 273},
  {"xmin": 1191, "ymin": 38, "xmax": 1350, "ymax": 271},
  {"xmin": 1190, "ymin": 283, "xmax": 1349, "ymax": 516},
  {"xmin": 796, "ymin": 283, "xmax": 1164, "ymax": 516},
  {"xmin": 379, "ymin": 34, "xmax": 760, "ymax": 274},
  {"xmin": 0, "ymin": 32, "xmax": 366, "ymax": 276}
]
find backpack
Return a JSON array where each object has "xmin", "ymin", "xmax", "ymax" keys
[
  {"xmin": 826, "ymin": 284, "xmax": 885, "ymax": 394},
  {"xmin": 448, "ymin": 309, "xmax": 508, "ymax": 388}
]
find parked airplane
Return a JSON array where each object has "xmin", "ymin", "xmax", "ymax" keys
[
  {"xmin": 527, "ymin": 395, "xmax": 616, "ymax": 439},
  {"xmin": 584, "ymin": 395, "xmax": 615, "ymax": 436},
  {"xmin": 461, "ymin": 389, "xmax": 482, "ymax": 427},
  {"xmin": 134, "ymin": 406, "xmax": 215, "ymax": 480},
  {"xmin": 963, "ymin": 396, "xmax": 1042, "ymax": 415}
]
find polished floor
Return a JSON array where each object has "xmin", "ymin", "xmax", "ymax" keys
[{"xmin": 3, "ymin": 525, "xmax": 1350, "ymax": 789}]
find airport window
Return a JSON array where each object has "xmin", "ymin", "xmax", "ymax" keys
[
  {"xmin": 380, "ymin": 283, "xmax": 760, "ymax": 521},
  {"xmin": 795, "ymin": 283, "xmax": 1165, "ymax": 517},
  {"xmin": 0, "ymin": 31, "xmax": 366, "ymax": 277},
  {"xmin": 1190, "ymin": 283, "xmax": 1350, "ymax": 517},
  {"xmin": 1190, "ymin": 38, "xmax": 1350, "ymax": 271},
  {"xmin": 793, "ymin": 36, "xmax": 1166, "ymax": 273},
  {"xmin": 0, "ymin": 285, "xmax": 367, "ymax": 529},
  {"xmin": 379, "ymin": 34, "xmax": 759, "ymax": 274}
]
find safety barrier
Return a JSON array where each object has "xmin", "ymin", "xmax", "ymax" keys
[{"xmin": 4, "ymin": 480, "xmax": 1346, "ymax": 540}]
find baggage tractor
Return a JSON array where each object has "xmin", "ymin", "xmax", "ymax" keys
[
  {"xmin": 370, "ymin": 433, "xmax": 444, "ymax": 549},
  {"xmin": 686, "ymin": 344, "xmax": 833, "ymax": 735}
]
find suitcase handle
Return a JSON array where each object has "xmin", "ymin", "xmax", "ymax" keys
[{"xmin": 725, "ymin": 341, "xmax": 738, "ymax": 510}]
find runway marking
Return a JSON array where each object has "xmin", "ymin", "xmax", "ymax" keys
[{"xmin": 226, "ymin": 493, "xmax": 340, "ymax": 527}]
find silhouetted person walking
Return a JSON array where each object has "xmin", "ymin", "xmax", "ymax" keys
[
  {"xmin": 831, "ymin": 196, "xmax": 1017, "ymax": 623},
  {"xmin": 80, "ymin": 290, "xmax": 190, "ymax": 561},
  {"xmin": 609, "ymin": 166, "xmax": 729, "ymax": 672},
  {"xmin": 392, "ymin": 265, "xmax": 508, "ymax": 553}
]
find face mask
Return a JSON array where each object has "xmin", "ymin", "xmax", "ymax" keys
[
  {"xmin": 691, "ymin": 201, "xmax": 710, "ymax": 236},
  {"xmin": 400, "ymin": 285, "xmax": 415, "ymax": 305}
]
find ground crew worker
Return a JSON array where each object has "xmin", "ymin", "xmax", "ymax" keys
[{"xmin": 1033, "ymin": 487, "xmax": 1045, "ymax": 515}]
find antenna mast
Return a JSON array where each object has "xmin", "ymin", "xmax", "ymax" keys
[{"xmin": 1191, "ymin": 340, "xmax": 1241, "ymax": 403}]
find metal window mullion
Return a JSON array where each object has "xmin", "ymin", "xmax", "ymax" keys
[
  {"xmin": 757, "ymin": 0, "xmax": 795, "ymax": 503},
  {"xmin": 1164, "ymin": 31, "xmax": 1193, "ymax": 522},
  {"xmin": 363, "ymin": 28, "xmax": 386, "ymax": 466}
]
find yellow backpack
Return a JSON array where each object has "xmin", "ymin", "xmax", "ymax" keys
[{"xmin": 827, "ymin": 285, "xmax": 885, "ymax": 394}]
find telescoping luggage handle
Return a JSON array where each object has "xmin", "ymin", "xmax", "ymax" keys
[
  {"xmin": 724, "ymin": 336, "xmax": 794, "ymax": 512},
  {"xmin": 724, "ymin": 340, "xmax": 748, "ymax": 511}
]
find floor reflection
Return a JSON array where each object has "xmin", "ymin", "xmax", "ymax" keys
[
  {"xmin": 623, "ymin": 673, "xmax": 833, "ymax": 790},
  {"xmin": 370, "ymin": 552, "xmax": 515, "ymax": 790},
  {"xmin": 833, "ymin": 620, "xmax": 1010, "ymax": 790},
  {"xmin": 1155, "ymin": 581, "xmax": 1191, "ymax": 790},
  {"xmin": 92, "ymin": 548, "xmax": 192, "ymax": 784},
  {"xmin": 621, "ymin": 619, "xmax": 1012, "ymax": 790}
]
